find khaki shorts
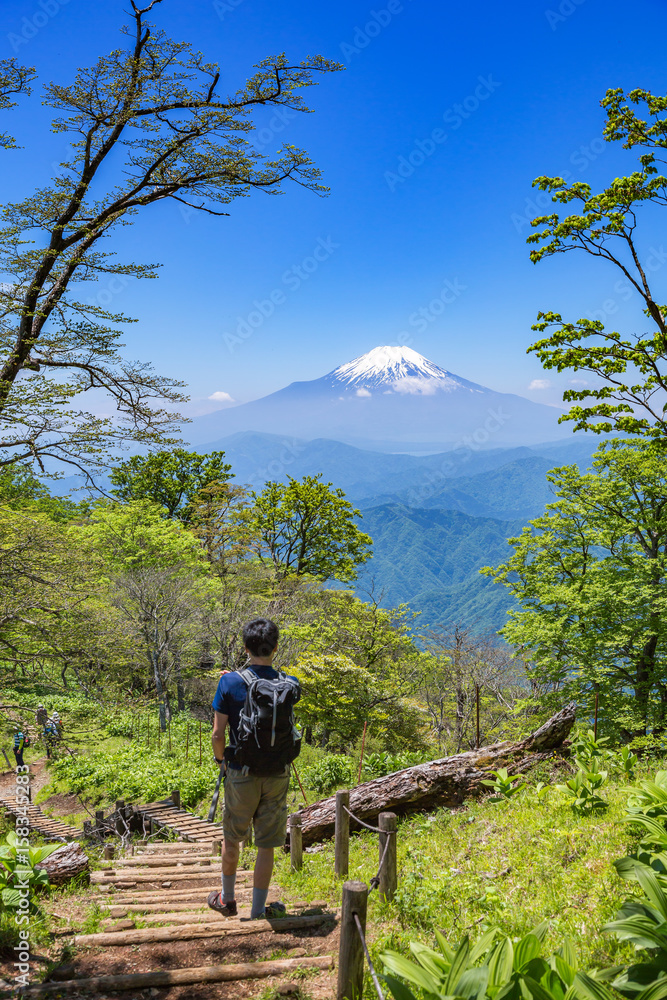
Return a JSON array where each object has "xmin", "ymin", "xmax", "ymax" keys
[{"xmin": 223, "ymin": 768, "xmax": 290, "ymax": 849}]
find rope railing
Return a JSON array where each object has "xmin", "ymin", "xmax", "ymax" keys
[{"xmin": 353, "ymin": 911, "xmax": 386, "ymax": 1000}]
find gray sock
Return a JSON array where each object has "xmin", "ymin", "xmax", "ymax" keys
[
  {"xmin": 251, "ymin": 887, "xmax": 269, "ymax": 919},
  {"xmin": 222, "ymin": 874, "xmax": 236, "ymax": 903}
]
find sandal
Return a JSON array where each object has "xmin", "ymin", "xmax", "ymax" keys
[{"xmin": 207, "ymin": 891, "xmax": 238, "ymax": 917}]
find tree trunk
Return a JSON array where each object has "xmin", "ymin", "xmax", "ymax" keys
[
  {"xmin": 36, "ymin": 843, "xmax": 89, "ymax": 887},
  {"xmin": 296, "ymin": 702, "xmax": 576, "ymax": 846}
]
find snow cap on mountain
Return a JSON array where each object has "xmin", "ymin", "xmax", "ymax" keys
[{"xmin": 327, "ymin": 345, "xmax": 472, "ymax": 394}]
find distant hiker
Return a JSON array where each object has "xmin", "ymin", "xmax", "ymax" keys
[
  {"xmin": 13, "ymin": 729, "xmax": 27, "ymax": 768},
  {"xmin": 35, "ymin": 704, "xmax": 47, "ymax": 727},
  {"xmin": 43, "ymin": 720, "xmax": 58, "ymax": 758},
  {"xmin": 207, "ymin": 618, "xmax": 301, "ymax": 919},
  {"xmin": 50, "ymin": 710, "xmax": 63, "ymax": 737}
]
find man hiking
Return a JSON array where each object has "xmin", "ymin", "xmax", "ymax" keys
[
  {"xmin": 208, "ymin": 618, "xmax": 301, "ymax": 919},
  {"xmin": 13, "ymin": 728, "xmax": 27, "ymax": 768},
  {"xmin": 35, "ymin": 704, "xmax": 47, "ymax": 728}
]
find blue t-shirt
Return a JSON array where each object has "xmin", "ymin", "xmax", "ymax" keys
[{"xmin": 212, "ymin": 666, "xmax": 300, "ymax": 767}]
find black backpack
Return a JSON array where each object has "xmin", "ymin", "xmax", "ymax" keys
[{"xmin": 233, "ymin": 667, "xmax": 301, "ymax": 776}]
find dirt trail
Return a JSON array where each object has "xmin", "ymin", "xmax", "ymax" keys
[{"xmin": 0, "ymin": 758, "xmax": 50, "ymax": 798}]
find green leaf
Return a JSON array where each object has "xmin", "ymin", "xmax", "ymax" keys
[
  {"xmin": 514, "ymin": 935, "xmax": 542, "ymax": 972},
  {"xmin": 489, "ymin": 938, "xmax": 515, "ymax": 990},
  {"xmin": 446, "ymin": 936, "xmax": 471, "ymax": 993},
  {"xmin": 382, "ymin": 975, "xmax": 419, "ymax": 1000}
]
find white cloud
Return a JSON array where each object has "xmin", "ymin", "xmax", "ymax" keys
[
  {"xmin": 568, "ymin": 378, "xmax": 590, "ymax": 387},
  {"xmin": 208, "ymin": 390, "xmax": 235, "ymax": 403},
  {"xmin": 392, "ymin": 377, "xmax": 439, "ymax": 396},
  {"xmin": 528, "ymin": 379, "xmax": 552, "ymax": 390},
  {"xmin": 356, "ymin": 388, "xmax": 371, "ymax": 398}
]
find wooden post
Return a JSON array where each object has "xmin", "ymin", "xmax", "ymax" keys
[
  {"xmin": 185, "ymin": 723, "xmax": 189, "ymax": 762},
  {"xmin": 171, "ymin": 789, "xmax": 181, "ymax": 810},
  {"xmin": 337, "ymin": 880, "xmax": 368, "ymax": 1000},
  {"xmin": 357, "ymin": 721, "xmax": 368, "ymax": 785},
  {"xmin": 289, "ymin": 813, "xmax": 303, "ymax": 872},
  {"xmin": 594, "ymin": 688, "xmax": 599, "ymax": 740},
  {"xmin": 95, "ymin": 809, "xmax": 105, "ymax": 832},
  {"xmin": 212, "ymin": 840, "xmax": 222, "ymax": 856},
  {"xmin": 199, "ymin": 721, "xmax": 202, "ymax": 766},
  {"xmin": 378, "ymin": 812, "xmax": 397, "ymax": 902},
  {"xmin": 115, "ymin": 800, "xmax": 125, "ymax": 836},
  {"xmin": 83, "ymin": 820, "xmax": 92, "ymax": 838},
  {"xmin": 104, "ymin": 844, "xmax": 115, "ymax": 860},
  {"xmin": 335, "ymin": 789, "xmax": 350, "ymax": 878},
  {"xmin": 476, "ymin": 684, "xmax": 480, "ymax": 749}
]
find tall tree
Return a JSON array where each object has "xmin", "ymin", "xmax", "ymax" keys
[
  {"xmin": 109, "ymin": 449, "xmax": 233, "ymax": 523},
  {"xmin": 0, "ymin": 1, "xmax": 341, "ymax": 477},
  {"xmin": 248, "ymin": 475, "xmax": 373, "ymax": 583},
  {"xmin": 483, "ymin": 439, "xmax": 667, "ymax": 739},
  {"xmin": 527, "ymin": 87, "xmax": 667, "ymax": 441}
]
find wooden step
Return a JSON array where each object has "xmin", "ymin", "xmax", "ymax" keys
[
  {"xmin": 22, "ymin": 955, "xmax": 334, "ymax": 995},
  {"xmin": 73, "ymin": 911, "xmax": 336, "ymax": 947}
]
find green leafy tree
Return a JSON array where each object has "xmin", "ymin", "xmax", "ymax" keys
[
  {"xmin": 249, "ymin": 475, "xmax": 373, "ymax": 583},
  {"xmin": 527, "ymin": 87, "xmax": 667, "ymax": 440},
  {"xmin": 483, "ymin": 439, "xmax": 667, "ymax": 738},
  {"xmin": 109, "ymin": 449, "xmax": 233, "ymax": 523},
  {"xmin": 291, "ymin": 653, "xmax": 427, "ymax": 751},
  {"xmin": 0, "ymin": 1, "xmax": 342, "ymax": 476},
  {"xmin": 0, "ymin": 58, "xmax": 34, "ymax": 149},
  {"xmin": 81, "ymin": 499, "xmax": 216, "ymax": 722}
]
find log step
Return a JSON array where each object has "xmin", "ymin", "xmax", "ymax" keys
[
  {"xmin": 74, "ymin": 911, "xmax": 336, "ymax": 946},
  {"xmin": 23, "ymin": 955, "xmax": 333, "ymax": 995}
]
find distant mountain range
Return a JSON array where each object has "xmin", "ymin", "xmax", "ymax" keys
[{"xmin": 188, "ymin": 345, "xmax": 571, "ymax": 450}]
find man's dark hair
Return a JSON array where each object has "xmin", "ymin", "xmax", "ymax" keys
[{"xmin": 243, "ymin": 618, "xmax": 279, "ymax": 657}]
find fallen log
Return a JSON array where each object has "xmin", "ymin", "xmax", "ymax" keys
[
  {"xmin": 73, "ymin": 911, "xmax": 337, "ymax": 947},
  {"xmin": 298, "ymin": 702, "xmax": 576, "ymax": 846},
  {"xmin": 36, "ymin": 843, "xmax": 89, "ymax": 887},
  {"xmin": 21, "ymin": 955, "xmax": 333, "ymax": 996}
]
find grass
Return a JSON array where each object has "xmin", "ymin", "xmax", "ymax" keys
[{"xmin": 275, "ymin": 756, "xmax": 651, "ymax": 980}]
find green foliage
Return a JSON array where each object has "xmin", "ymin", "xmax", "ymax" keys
[
  {"xmin": 109, "ymin": 450, "xmax": 233, "ymax": 523},
  {"xmin": 304, "ymin": 754, "xmax": 353, "ymax": 794},
  {"xmin": 0, "ymin": 831, "xmax": 60, "ymax": 913},
  {"xmin": 481, "ymin": 768, "xmax": 527, "ymax": 802},
  {"xmin": 526, "ymin": 87, "xmax": 667, "ymax": 442},
  {"xmin": 49, "ymin": 731, "xmax": 216, "ymax": 808},
  {"xmin": 381, "ymin": 923, "xmax": 613, "ymax": 1000},
  {"xmin": 248, "ymin": 474, "xmax": 373, "ymax": 583},
  {"xmin": 363, "ymin": 751, "xmax": 429, "ymax": 780},
  {"xmin": 484, "ymin": 439, "xmax": 667, "ymax": 738},
  {"xmin": 557, "ymin": 766, "xmax": 609, "ymax": 815},
  {"xmin": 292, "ymin": 654, "xmax": 429, "ymax": 753}
]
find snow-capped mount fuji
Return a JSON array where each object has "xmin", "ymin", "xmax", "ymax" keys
[
  {"xmin": 325, "ymin": 346, "xmax": 483, "ymax": 395},
  {"xmin": 188, "ymin": 345, "xmax": 570, "ymax": 451}
]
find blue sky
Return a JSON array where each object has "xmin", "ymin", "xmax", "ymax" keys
[{"xmin": 1, "ymin": 0, "xmax": 666, "ymax": 416}]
